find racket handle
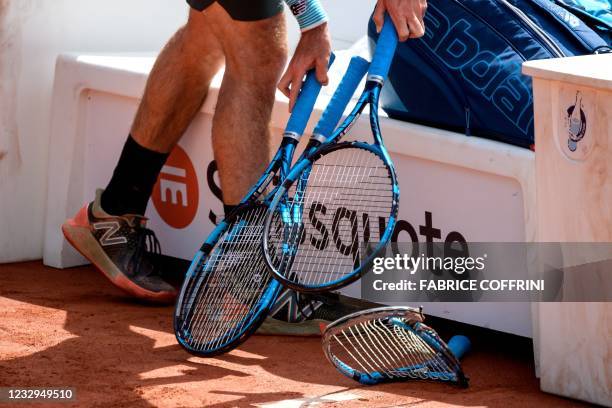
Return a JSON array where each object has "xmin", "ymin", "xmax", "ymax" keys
[
  {"xmin": 448, "ymin": 335, "xmax": 471, "ymax": 360},
  {"xmin": 284, "ymin": 53, "xmax": 336, "ymax": 137},
  {"xmin": 312, "ymin": 56, "xmax": 370, "ymax": 140},
  {"xmin": 368, "ymin": 14, "xmax": 399, "ymax": 82}
]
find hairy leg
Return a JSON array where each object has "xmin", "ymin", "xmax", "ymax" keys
[
  {"xmin": 131, "ymin": 10, "xmax": 225, "ymax": 153},
  {"xmin": 209, "ymin": 6, "xmax": 288, "ymax": 205},
  {"xmin": 101, "ymin": 9, "xmax": 225, "ymax": 216}
]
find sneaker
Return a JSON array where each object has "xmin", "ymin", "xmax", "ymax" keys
[
  {"xmin": 257, "ymin": 290, "xmax": 378, "ymax": 336},
  {"xmin": 62, "ymin": 189, "xmax": 177, "ymax": 304}
]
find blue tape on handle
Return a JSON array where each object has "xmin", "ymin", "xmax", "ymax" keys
[
  {"xmin": 448, "ymin": 335, "xmax": 471, "ymax": 360},
  {"xmin": 313, "ymin": 56, "xmax": 370, "ymax": 139},
  {"xmin": 368, "ymin": 14, "xmax": 399, "ymax": 80},
  {"xmin": 285, "ymin": 53, "xmax": 336, "ymax": 136}
]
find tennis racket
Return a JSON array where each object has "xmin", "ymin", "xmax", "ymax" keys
[
  {"xmin": 322, "ymin": 306, "xmax": 470, "ymax": 387},
  {"xmin": 262, "ymin": 16, "xmax": 400, "ymax": 292},
  {"xmin": 174, "ymin": 58, "xmax": 334, "ymax": 356}
]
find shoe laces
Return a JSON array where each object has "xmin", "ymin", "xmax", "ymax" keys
[{"xmin": 131, "ymin": 222, "xmax": 162, "ymax": 277}]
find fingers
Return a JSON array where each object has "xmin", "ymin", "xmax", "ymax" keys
[
  {"xmin": 378, "ymin": 0, "xmax": 427, "ymax": 41},
  {"xmin": 278, "ymin": 23, "xmax": 331, "ymax": 112},
  {"xmin": 389, "ymin": 11, "xmax": 410, "ymax": 42},
  {"xmin": 289, "ymin": 58, "xmax": 328, "ymax": 111},
  {"xmin": 278, "ymin": 70, "xmax": 292, "ymax": 100},
  {"xmin": 385, "ymin": 0, "xmax": 411, "ymax": 42},
  {"xmin": 408, "ymin": 0, "xmax": 427, "ymax": 38},
  {"xmin": 288, "ymin": 72, "xmax": 304, "ymax": 112},
  {"xmin": 315, "ymin": 56, "xmax": 329, "ymax": 86},
  {"xmin": 407, "ymin": 15, "xmax": 425, "ymax": 38},
  {"xmin": 278, "ymin": 66, "xmax": 308, "ymax": 112},
  {"xmin": 278, "ymin": 57, "xmax": 328, "ymax": 112},
  {"xmin": 373, "ymin": 1, "xmax": 386, "ymax": 33}
]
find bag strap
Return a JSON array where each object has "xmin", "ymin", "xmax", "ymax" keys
[
  {"xmin": 554, "ymin": 0, "xmax": 612, "ymax": 46},
  {"xmin": 530, "ymin": 0, "xmax": 611, "ymax": 53},
  {"xmin": 554, "ymin": 0, "xmax": 612, "ymax": 30}
]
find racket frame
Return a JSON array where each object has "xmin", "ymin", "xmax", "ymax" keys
[
  {"xmin": 174, "ymin": 59, "xmax": 333, "ymax": 356},
  {"xmin": 262, "ymin": 72, "xmax": 400, "ymax": 293},
  {"xmin": 322, "ymin": 306, "xmax": 469, "ymax": 387}
]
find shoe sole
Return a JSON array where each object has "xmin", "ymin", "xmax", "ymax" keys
[
  {"xmin": 256, "ymin": 317, "xmax": 328, "ymax": 337},
  {"xmin": 62, "ymin": 216, "xmax": 176, "ymax": 304}
]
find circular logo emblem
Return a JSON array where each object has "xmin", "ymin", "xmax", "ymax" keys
[
  {"xmin": 559, "ymin": 90, "xmax": 592, "ymax": 161},
  {"xmin": 152, "ymin": 145, "xmax": 199, "ymax": 229}
]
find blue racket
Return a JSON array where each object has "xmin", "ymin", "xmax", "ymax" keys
[
  {"xmin": 174, "ymin": 57, "xmax": 334, "ymax": 357},
  {"xmin": 262, "ymin": 16, "xmax": 400, "ymax": 292},
  {"xmin": 322, "ymin": 306, "xmax": 470, "ymax": 387}
]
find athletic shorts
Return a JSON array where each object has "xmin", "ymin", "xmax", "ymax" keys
[{"xmin": 187, "ymin": 0, "xmax": 284, "ymax": 21}]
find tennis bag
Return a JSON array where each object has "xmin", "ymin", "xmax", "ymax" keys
[{"xmin": 368, "ymin": 0, "xmax": 612, "ymax": 148}]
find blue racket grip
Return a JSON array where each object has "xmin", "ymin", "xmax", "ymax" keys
[
  {"xmin": 284, "ymin": 53, "xmax": 336, "ymax": 136},
  {"xmin": 448, "ymin": 335, "xmax": 471, "ymax": 360},
  {"xmin": 369, "ymin": 14, "xmax": 399, "ymax": 80},
  {"xmin": 312, "ymin": 56, "xmax": 370, "ymax": 139}
]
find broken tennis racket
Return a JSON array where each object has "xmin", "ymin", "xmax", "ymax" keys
[{"xmin": 322, "ymin": 306, "xmax": 470, "ymax": 387}]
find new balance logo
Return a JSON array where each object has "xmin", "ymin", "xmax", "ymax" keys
[
  {"xmin": 270, "ymin": 288, "xmax": 322, "ymax": 323},
  {"xmin": 94, "ymin": 221, "xmax": 128, "ymax": 246}
]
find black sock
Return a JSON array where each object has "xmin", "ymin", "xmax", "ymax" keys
[
  {"xmin": 101, "ymin": 135, "xmax": 169, "ymax": 216},
  {"xmin": 223, "ymin": 204, "xmax": 237, "ymax": 216}
]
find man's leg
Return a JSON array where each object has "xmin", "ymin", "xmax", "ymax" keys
[
  {"xmin": 131, "ymin": 11, "xmax": 224, "ymax": 153},
  {"xmin": 62, "ymin": 9, "xmax": 225, "ymax": 303},
  {"xmin": 207, "ymin": 4, "xmax": 288, "ymax": 207},
  {"xmin": 101, "ymin": 11, "xmax": 225, "ymax": 216}
]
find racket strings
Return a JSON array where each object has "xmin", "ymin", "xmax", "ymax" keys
[
  {"xmin": 178, "ymin": 205, "xmax": 272, "ymax": 352},
  {"xmin": 268, "ymin": 147, "xmax": 394, "ymax": 287},
  {"xmin": 188, "ymin": 216, "xmax": 268, "ymax": 350},
  {"xmin": 328, "ymin": 317, "xmax": 458, "ymax": 383}
]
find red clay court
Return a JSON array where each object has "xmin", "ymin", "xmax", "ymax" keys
[{"xmin": 0, "ymin": 262, "xmax": 586, "ymax": 407}]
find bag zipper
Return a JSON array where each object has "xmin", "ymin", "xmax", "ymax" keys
[
  {"xmin": 411, "ymin": 40, "xmax": 473, "ymax": 135},
  {"xmin": 453, "ymin": 0, "xmax": 532, "ymax": 61},
  {"xmin": 499, "ymin": 0, "xmax": 567, "ymax": 57}
]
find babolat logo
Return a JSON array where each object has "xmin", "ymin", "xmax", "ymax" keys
[
  {"xmin": 420, "ymin": 3, "xmax": 533, "ymax": 136},
  {"xmin": 547, "ymin": 1, "xmax": 581, "ymax": 28}
]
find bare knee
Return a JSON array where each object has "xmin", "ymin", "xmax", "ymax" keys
[
  {"xmin": 219, "ymin": 41, "xmax": 286, "ymax": 118},
  {"xmin": 222, "ymin": 14, "xmax": 288, "ymax": 84},
  {"xmin": 185, "ymin": 4, "xmax": 288, "ymax": 84},
  {"xmin": 185, "ymin": 8, "xmax": 208, "ymax": 38},
  {"xmin": 181, "ymin": 9, "xmax": 224, "ymax": 55},
  {"xmin": 228, "ymin": 50, "xmax": 286, "ymax": 93}
]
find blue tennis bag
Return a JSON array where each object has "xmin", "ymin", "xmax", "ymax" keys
[{"xmin": 368, "ymin": 0, "xmax": 611, "ymax": 148}]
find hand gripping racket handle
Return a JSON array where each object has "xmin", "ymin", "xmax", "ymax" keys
[
  {"xmin": 448, "ymin": 335, "xmax": 471, "ymax": 360},
  {"xmin": 312, "ymin": 56, "xmax": 370, "ymax": 140},
  {"xmin": 284, "ymin": 53, "xmax": 336, "ymax": 137},
  {"xmin": 368, "ymin": 14, "xmax": 399, "ymax": 81}
]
